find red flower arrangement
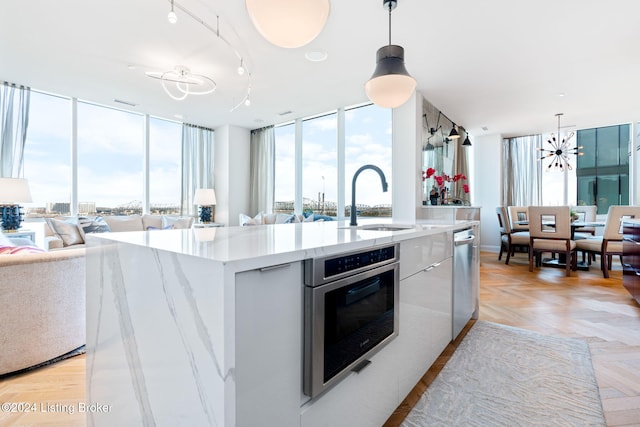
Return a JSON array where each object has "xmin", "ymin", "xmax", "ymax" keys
[{"xmin": 422, "ymin": 167, "xmax": 469, "ymax": 194}]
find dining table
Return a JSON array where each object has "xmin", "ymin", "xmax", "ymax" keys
[{"xmin": 515, "ymin": 220, "xmax": 606, "ymax": 270}]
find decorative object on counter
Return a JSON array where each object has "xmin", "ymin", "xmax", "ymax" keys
[
  {"xmin": 365, "ymin": 0, "xmax": 416, "ymax": 109},
  {"xmin": 245, "ymin": 0, "xmax": 330, "ymax": 49},
  {"xmin": 537, "ymin": 113, "xmax": 583, "ymax": 171},
  {"xmin": 0, "ymin": 177, "xmax": 32, "ymax": 232},
  {"xmin": 422, "ymin": 168, "xmax": 468, "ymax": 205},
  {"xmin": 401, "ymin": 321, "xmax": 605, "ymax": 427},
  {"xmin": 193, "ymin": 188, "xmax": 217, "ymax": 224}
]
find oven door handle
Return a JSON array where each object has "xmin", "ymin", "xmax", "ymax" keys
[{"xmin": 345, "ymin": 277, "xmax": 381, "ymax": 305}]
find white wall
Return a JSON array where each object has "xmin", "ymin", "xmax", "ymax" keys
[
  {"xmin": 473, "ymin": 133, "xmax": 503, "ymax": 252},
  {"xmin": 392, "ymin": 92, "xmax": 421, "ymax": 223},
  {"xmin": 214, "ymin": 125, "xmax": 250, "ymax": 226}
]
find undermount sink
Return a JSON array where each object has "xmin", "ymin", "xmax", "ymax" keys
[{"xmin": 356, "ymin": 224, "xmax": 415, "ymax": 231}]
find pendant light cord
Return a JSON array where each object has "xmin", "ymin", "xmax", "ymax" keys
[{"xmin": 388, "ymin": 2, "xmax": 392, "ymax": 45}]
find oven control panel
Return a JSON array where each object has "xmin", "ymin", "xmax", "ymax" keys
[
  {"xmin": 324, "ymin": 246, "xmax": 396, "ymax": 278},
  {"xmin": 304, "ymin": 244, "xmax": 399, "ymax": 286}
]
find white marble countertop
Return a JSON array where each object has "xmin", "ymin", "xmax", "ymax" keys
[{"xmin": 88, "ymin": 218, "xmax": 476, "ymax": 268}]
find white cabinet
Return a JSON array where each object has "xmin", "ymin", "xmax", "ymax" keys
[
  {"xmin": 235, "ymin": 262, "xmax": 303, "ymax": 427},
  {"xmin": 395, "ymin": 235, "xmax": 453, "ymax": 399}
]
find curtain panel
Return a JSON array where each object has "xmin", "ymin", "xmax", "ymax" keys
[
  {"xmin": 181, "ymin": 124, "xmax": 214, "ymax": 217},
  {"xmin": 249, "ymin": 126, "xmax": 275, "ymax": 215},
  {"xmin": 0, "ymin": 81, "xmax": 30, "ymax": 177},
  {"xmin": 502, "ymin": 135, "xmax": 542, "ymax": 206}
]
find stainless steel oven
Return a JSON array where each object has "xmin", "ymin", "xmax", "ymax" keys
[{"xmin": 303, "ymin": 244, "xmax": 399, "ymax": 398}]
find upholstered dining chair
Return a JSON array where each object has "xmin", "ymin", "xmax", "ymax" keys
[
  {"xmin": 496, "ymin": 206, "xmax": 529, "ymax": 265},
  {"xmin": 575, "ymin": 205, "xmax": 640, "ymax": 278},
  {"xmin": 571, "ymin": 205, "xmax": 597, "ymax": 240},
  {"xmin": 528, "ymin": 206, "xmax": 577, "ymax": 277},
  {"xmin": 508, "ymin": 206, "xmax": 529, "ymax": 232}
]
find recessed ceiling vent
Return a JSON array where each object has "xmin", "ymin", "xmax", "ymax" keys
[
  {"xmin": 279, "ymin": 110, "xmax": 293, "ymax": 116},
  {"xmin": 114, "ymin": 99, "xmax": 138, "ymax": 107}
]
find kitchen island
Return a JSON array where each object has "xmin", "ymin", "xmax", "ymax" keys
[{"xmin": 85, "ymin": 219, "xmax": 479, "ymax": 427}]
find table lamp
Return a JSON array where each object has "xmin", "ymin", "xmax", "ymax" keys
[
  {"xmin": 0, "ymin": 177, "xmax": 33, "ymax": 231},
  {"xmin": 193, "ymin": 188, "xmax": 216, "ymax": 224}
]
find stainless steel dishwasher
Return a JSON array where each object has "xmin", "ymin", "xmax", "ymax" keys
[{"xmin": 453, "ymin": 227, "xmax": 477, "ymax": 339}]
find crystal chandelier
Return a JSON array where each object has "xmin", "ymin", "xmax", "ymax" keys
[{"xmin": 538, "ymin": 113, "xmax": 583, "ymax": 171}]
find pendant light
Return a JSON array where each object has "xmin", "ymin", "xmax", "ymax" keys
[
  {"xmin": 245, "ymin": 0, "xmax": 330, "ymax": 49},
  {"xmin": 365, "ymin": 0, "xmax": 416, "ymax": 109},
  {"xmin": 448, "ymin": 123, "xmax": 460, "ymax": 140}
]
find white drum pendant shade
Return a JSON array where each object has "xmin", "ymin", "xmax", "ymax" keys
[
  {"xmin": 245, "ymin": 0, "xmax": 331, "ymax": 48},
  {"xmin": 365, "ymin": 45, "xmax": 416, "ymax": 109}
]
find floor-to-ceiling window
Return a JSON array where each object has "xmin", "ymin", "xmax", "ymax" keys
[
  {"xmin": 345, "ymin": 104, "xmax": 392, "ymax": 217},
  {"xmin": 577, "ymin": 124, "xmax": 630, "ymax": 214},
  {"xmin": 77, "ymin": 102, "xmax": 144, "ymax": 215},
  {"xmin": 149, "ymin": 117, "xmax": 182, "ymax": 214},
  {"xmin": 302, "ymin": 112, "xmax": 337, "ymax": 215},
  {"xmin": 20, "ymin": 88, "xmax": 186, "ymax": 218},
  {"xmin": 22, "ymin": 91, "xmax": 72, "ymax": 216},
  {"xmin": 272, "ymin": 103, "xmax": 392, "ymax": 219}
]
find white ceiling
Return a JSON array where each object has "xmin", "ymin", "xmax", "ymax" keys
[{"xmin": 2, "ymin": 0, "xmax": 639, "ymax": 138}]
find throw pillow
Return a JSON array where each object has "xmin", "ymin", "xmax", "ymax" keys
[
  {"xmin": 0, "ymin": 233, "xmax": 15, "ymax": 247},
  {"xmin": 0, "ymin": 245, "xmax": 46, "ymax": 255},
  {"xmin": 147, "ymin": 225, "xmax": 174, "ymax": 230},
  {"xmin": 103, "ymin": 215, "xmax": 144, "ymax": 232},
  {"xmin": 162, "ymin": 216, "xmax": 192, "ymax": 229},
  {"xmin": 239, "ymin": 212, "xmax": 263, "ymax": 226},
  {"xmin": 45, "ymin": 217, "xmax": 84, "ymax": 247},
  {"xmin": 275, "ymin": 213, "xmax": 294, "ymax": 224},
  {"xmin": 77, "ymin": 216, "xmax": 111, "ymax": 240}
]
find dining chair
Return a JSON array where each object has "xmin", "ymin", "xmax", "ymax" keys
[
  {"xmin": 496, "ymin": 206, "xmax": 529, "ymax": 265},
  {"xmin": 571, "ymin": 205, "xmax": 597, "ymax": 239},
  {"xmin": 507, "ymin": 206, "xmax": 529, "ymax": 232},
  {"xmin": 528, "ymin": 206, "xmax": 577, "ymax": 277},
  {"xmin": 575, "ymin": 205, "xmax": 640, "ymax": 278}
]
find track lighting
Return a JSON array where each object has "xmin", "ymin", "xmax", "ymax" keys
[
  {"xmin": 449, "ymin": 124, "xmax": 460, "ymax": 140},
  {"xmin": 168, "ymin": 0, "xmax": 177, "ymax": 23}
]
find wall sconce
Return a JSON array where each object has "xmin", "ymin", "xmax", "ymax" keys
[
  {"xmin": 448, "ymin": 124, "xmax": 460, "ymax": 140},
  {"xmin": 193, "ymin": 188, "xmax": 217, "ymax": 224},
  {"xmin": 245, "ymin": 0, "xmax": 330, "ymax": 48},
  {"xmin": 0, "ymin": 178, "xmax": 32, "ymax": 232},
  {"xmin": 365, "ymin": 0, "xmax": 416, "ymax": 109}
]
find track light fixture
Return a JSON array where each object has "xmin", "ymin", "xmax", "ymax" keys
[
  {"xmin": 168, "ymin": 0, "xmax": 177, "ymax": 23},
  {"xmin": 365, "ymin": 0, "xmax": 416, "ymax": 109},
  {"xmin": 150, "ymin": 0, "xmax": 252, "ymax": 109},
  {"xmin": 448, "ymin": 124, "xmax": 460, "ymax": 140},
  {"xmin": 462, "ymin": 134, "xmax": 472, "ymax": 146}
]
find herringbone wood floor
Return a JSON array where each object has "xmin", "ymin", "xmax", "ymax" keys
[{"xmin": 2, "ymin": 251, "xmax": 639, "ymax": 426}]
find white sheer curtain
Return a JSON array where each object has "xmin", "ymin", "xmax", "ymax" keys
[
  {"xmin": 181, "ymin": 124, "xmax": 214, "ymax": 217},
  {"xmin": 0, "ymin": 82, "xmax": 30, "ymax": 177},
  {"xmin": 249, "ymin": 126, "xmax": 275, "ymax": 215},
  {"xmin": 502, "ymin": 135, "xmax": 542, "ymax": 206}
]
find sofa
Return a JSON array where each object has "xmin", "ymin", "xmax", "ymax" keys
[
  {"xmin": 0, "ymin": 244, "xmax": 86, "ymax": 375},
  {"xmin": 44, "ymin": 214, "xmax": 195, "ymax": 250}
]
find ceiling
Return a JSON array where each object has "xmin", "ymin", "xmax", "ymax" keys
[{"xmin": 2, "ymin": 0, "xmax": 639, "ymax": 138}]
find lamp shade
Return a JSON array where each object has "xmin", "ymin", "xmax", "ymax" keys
[
  {"xmin": 365, "ymin": 45, "xmax": 416, "ymax": 109},
  {"xmin": 193, "ymin": 188, "xmax": 216, "ymax": 205},
  {"xmin": 245, "ymin": 0, "xmax": 330, "ymax": 48},
  {"xmin": 0, "ymin": 178, "xmax": 32, "ymax": 204},
  {"xmin": 448, "ymin": 126, "xmax": 460, "ymax": 140},
  {"xmin": 462, "ymin": 135, "xmax": 472, "ymax": 146}
]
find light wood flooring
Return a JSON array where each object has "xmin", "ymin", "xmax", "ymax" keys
[{"xmin": 2, "ymin": 251, "xmax": 639, "ymax": 426}]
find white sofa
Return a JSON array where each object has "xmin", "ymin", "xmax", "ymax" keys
[
  {"xmin": 44, "ymin": 214, "xmax": 195, "ymax": 250},
  {"xmin": 0, "ymin": 247, "xmax": 86, "ymax": 375}
]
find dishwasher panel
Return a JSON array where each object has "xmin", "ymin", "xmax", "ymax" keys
[{"xmin": 453, "ymin": 228, "xmax": 476, "ymax": 339}]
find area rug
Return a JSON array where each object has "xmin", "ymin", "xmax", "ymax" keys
[{"xmin": 401, "ymin": 321, "xmax": 606, "ymax": 427}]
